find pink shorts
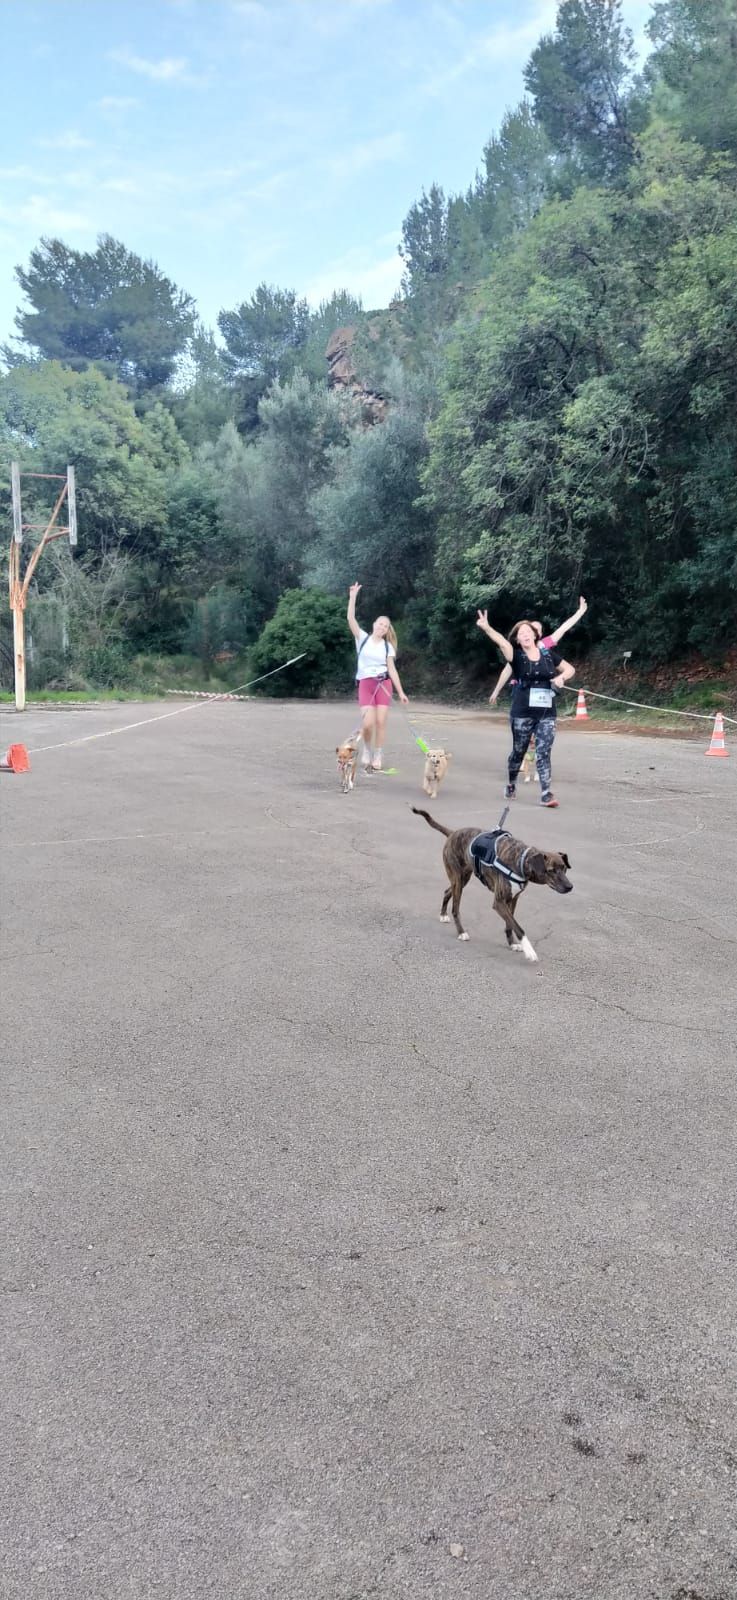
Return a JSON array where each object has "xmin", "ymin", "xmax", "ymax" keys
[{"xmin": 357, "ymin": 676, "xmax": 393, "ymax": 708}]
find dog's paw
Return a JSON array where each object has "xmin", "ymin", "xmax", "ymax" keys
[
  {"xmin": 458, "ymin": 931, "xmax": 470, "ymax": 941},
  {"xmin": 439, "ymin": 914, "xmax": 450, "ymax": 923},
  {"xmin": 515, "ymin": 935, "xmax": 538, "ymax": 962}
]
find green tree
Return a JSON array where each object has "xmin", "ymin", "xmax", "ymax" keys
[
  {"xmin": 475, "ymin": 102, "xmax": 553, "ymax": 248},
  {"xmin": 196, "ymin": 375, "xmax": 351, "ymax": 624},
  {"xmin": 170, "ymin": 324, "xmax": 234, "ymax": 448},
  {"xmin": 0, "ymin": 361, "xmax": 184, "ymax": 558},
  {"xmin": 8, "ymin": 235, "xmax": 195, "ymax": 391},
  {"xmin": 185, "ymin": 582, "xmax": 252, "ymax": 663},
  {"xmin": 646, "ymin": 0, "xmax": 737, "ymax": 157},
  {"xmin": 249, "ymin": 587, "xmax": 349, "ymax": 697},
  {"xmin": 309, "ymin": 399, "xmax": 432, "ymax": 609},
  {"xmin": 399, "ymin": 183, "xmax": 457, "ymax": 331},
  {"xmin": 218, "ymin": 283, "xmax": 310, "ymax": 429},
  {"xmin": 525, "ymin": 0, "xmax": 645, "ymax": 184},
  {"xmin": 639, "ymin": 222, "xmax": 737, "ymax": 650},
  {"xmin": 424, "ymin": 184, "xmax": 638, "ymax": 616}
]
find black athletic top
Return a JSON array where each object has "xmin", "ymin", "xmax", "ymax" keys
[{"xmin": 510, "ymin": 644, "xmax": 563, "ymax": 721}]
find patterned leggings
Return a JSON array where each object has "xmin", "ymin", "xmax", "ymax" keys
[{"xmin": 509, "ymin": 716, "xmax": 556, "ymax": 792}]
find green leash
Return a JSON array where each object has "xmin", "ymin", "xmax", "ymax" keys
[{"xmin": 396, "ymin": 700, "xmax": 431, "ymax": 756}]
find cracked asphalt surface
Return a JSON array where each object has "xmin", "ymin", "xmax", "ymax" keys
[{"xmin": 2, "ymin": 697, "xmax": 736, "ymax": 1600}]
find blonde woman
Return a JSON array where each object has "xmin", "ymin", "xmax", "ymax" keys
[{"xmin": 347, "ymin": 582, "xmax": 408, "ymax": 771}]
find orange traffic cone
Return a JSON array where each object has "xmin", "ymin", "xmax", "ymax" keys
[
  {"xmin": 705, "ymin": 713, "xmax": 728, "ymax": 758},
  {"xmin": 575, "ymin": 690, "xmax": 589, "ymax": 720},
  {"xmin": 0, "ymin": 743, "xmax": 30, "ymax": 773}
]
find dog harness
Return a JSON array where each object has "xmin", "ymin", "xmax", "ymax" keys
[{"xmin": 469, "ymin": 829, "xmax": 532, "ymax": 887}]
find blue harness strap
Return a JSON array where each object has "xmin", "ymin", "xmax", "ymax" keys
[{"xmin": 469, "ymin": 828, "xmax": 531, "ymax": 887}]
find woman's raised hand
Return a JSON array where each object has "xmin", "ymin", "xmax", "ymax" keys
[
  {"xmin": 349, "ymin": 582, "xmax": 362, "ymax": 599},
  {"xmin": 476, "ymin": 609, "xmax": 490, "ymax": 632},
  {"xmin": 578, "ymin": 595, "xmax": 587, "ymax": 615}
]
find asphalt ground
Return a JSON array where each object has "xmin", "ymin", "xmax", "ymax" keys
[{"xmin": 2, "ymin": 697, "xmax": 736, "ymax": 1600}]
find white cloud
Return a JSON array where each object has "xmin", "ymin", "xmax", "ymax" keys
[
  {"xmin": 37, "ymin": 130, "xmax": 94, "ymax": 150},
  {"xmin": 421, "ymin": 3, "xmax": 557, "ymax": 97},
  {"xmin": 305, "ymin": 0, "xmax": 393, "ymax": 38},
  {"xmin": 12, "ymin": 195, "xmax": 92, "ymax": 232},
  {"xmin": 622, "ymin": 0, "xmax": 655, "ymax": 63},
  {"xmin": 101, "ymin": 177, "xmax": 140, "ymax": 195},
  {"xmin": 96, "ymin": 95, "xmax": 139, "ymax": 111},
  {"xmin": 0, "ymin": 165, "xmax": 52, "ymax": 183},
  {"xmin": 110, "ymin": 50, "xmax": 190, "ymax": 81},
  {"xmin": 328, "ymin": 132, "xmax": 405, "ymax": 181},
  {"xmin": 230, "ymin": 0, "xmax": 269, "ymax": 16},
  {"xmin": 304, "ymin": 239, "xmax": 402, "ymax": 310}
]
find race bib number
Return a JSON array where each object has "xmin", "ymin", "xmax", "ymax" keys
[{"xmin": 529, "ymin": 686, "xmax": 553, "ymax": 709}]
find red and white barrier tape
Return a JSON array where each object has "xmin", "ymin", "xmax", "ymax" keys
[{"xmin": 165, "ymin": 689, "xmax": 252, "ymax": 701}]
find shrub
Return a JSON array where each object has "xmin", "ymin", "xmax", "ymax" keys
[{"xmin": 249, "ymin": 588, "xmax": 349, "ymax": 697}]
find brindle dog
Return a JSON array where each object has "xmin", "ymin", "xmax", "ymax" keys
[{"xmin": 412, "ymin": 807, "xmax": 572, "ymax": 962}]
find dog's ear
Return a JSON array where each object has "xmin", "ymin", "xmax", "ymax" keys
[
  {"xmin": 526, "ymin": 850, "xmax": 547, "ymax": 882},
  {"xmin": 561, "ymin": 852, "xmax": 571, "ymax": 870}
]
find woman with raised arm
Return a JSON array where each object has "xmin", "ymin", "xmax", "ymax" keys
[
  {"xmin": 477, "ymin": 611, "xmax": 575, "ymax": 808},
  {"xmin": 489, "ymin": 597, "xmax": 587, "ymax": 707},
  {"xmin": 347, "ymin": 582, "xmax": 408, "ymax": 772}
]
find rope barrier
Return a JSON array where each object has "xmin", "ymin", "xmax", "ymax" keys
[
  {"xmin": 164, "ymin": 653, "xmax": 307, "ymax": 700},
  {"xmin": 559, "ymin": 684, "xmax": 737, "ymax": 725},
  {"xmin": 26, "ymin": 653, "xmax": 307, "ymax": 755}
]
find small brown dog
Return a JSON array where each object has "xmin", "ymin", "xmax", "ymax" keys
[
  {"xmin": 412, "ymin": 806, "xmax": 572, "ymax": 962},
  {"xmin": 336, "ymin": 738, "xmax": 359, "ymax": 793},
  {"xmin": 522, "ymin": 737, "xmax": 538, "ymax": 783},
  {"xmin": 422, "ymin": 747, "xmax": 451, "ymax": 800}
]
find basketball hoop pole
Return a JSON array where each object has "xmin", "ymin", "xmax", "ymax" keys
[{"xmin": 8, "ymin": 465, "xmax": 77, "ymax": 713}]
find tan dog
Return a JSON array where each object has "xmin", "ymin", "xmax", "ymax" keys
[
  {"xmin": 522, "ymin": 735, "xmax": 538, "ymax": 783},
  {"xmin": 422, "ymin": 747, "xmax": 451, "ymax": 800},
  {"xmin": 336, "ymin": 738, "xmax": 359, "ymax": 793}
]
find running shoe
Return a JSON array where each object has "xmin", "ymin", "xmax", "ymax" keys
[
  {"xmin": 540, "ymin": 791, "xmax": 559, "ymax": 808},
  {"xmin": 371, "ymin": 752, "xmax": 383, "ymax": 771},
  {"xmin": 504, "ymin": 783, "xmax": 516, "ymax": 799}
]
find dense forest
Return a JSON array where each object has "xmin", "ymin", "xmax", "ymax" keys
[{"xmin": 1, "ymin": 0, "xmax": 736, "ymax": 697}]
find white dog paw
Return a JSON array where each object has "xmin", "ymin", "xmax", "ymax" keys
[
  {"xmin": 519, "ymin": 935, "xmax": 538, "ymax": 962},
  {"xmin": 458, "ymin": 931, "xmax": 470, "ymax": 941},
  {"xmin": 439, "ymin": 914, "xmax": 451, "ymax": 923}
]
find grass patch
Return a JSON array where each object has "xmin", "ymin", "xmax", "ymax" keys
[{"xmin": 0, "ymin": 687, "xmax": 161, "ymax": 705}]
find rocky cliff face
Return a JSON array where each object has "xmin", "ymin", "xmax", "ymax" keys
[{"xmin": 325, "ymin": 326, "xmax": 388, "ymax": 424}]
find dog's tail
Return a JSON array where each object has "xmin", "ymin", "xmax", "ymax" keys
[{"xmin": 412, "ymin": 806, "xmax": 452, "ymax": 837}]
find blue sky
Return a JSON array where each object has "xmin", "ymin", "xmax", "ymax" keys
[{"xmin": 0, "ymin": 0, "xmax": 653, "ymax": 346}]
